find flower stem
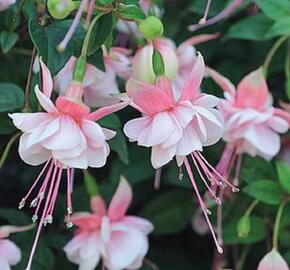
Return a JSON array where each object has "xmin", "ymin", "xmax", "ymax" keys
[
  {"xmin": 23, "ymin": 47, "xmax": 36, "ymax": 112},
  {"xmin": 263, "ymin": 36, "xmax": 288, "ymax": 73},
  {"xmin": 273, "ymin": 199, "xmax": 288, "ymax": 250},
  {"xmin": 245, "ymin": 200, "xmax": 258, "ymax": 216},
  {"xmin": 81, "ymin": 12, "xmax": 106, "ymax": 58},
  {"xmin": 285, "ymin": 38, "xmax": 290, "ymax": 80},
  {"xmin": 0, "ymin": 132, "xmax": 21, "ymax": 168}
]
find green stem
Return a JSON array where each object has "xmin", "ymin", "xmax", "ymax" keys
[
  {"xmin": 263, "ymin": 36, "xmax": 288, "ymax": 73},
  {"xmin": 245, "ymin": 200, "xmax": 259, "ymax": 216},
  {"xmin": 236, "ymin": 246, "xmax": 250, "ymax": 270},
  {"xmin": 285, "ymin": 39, "xmax": 290, "ymax": 80},
  {"xmin": 0, "ymin": 132, "xmax": 21, "ymax": 168},
  {"xmin": 273, "ymin": 199, "xmax": 288, "ymax": 250},
  {"xmin": 81, "ymin": 12, "xmax": 105, "ymax": 58}
]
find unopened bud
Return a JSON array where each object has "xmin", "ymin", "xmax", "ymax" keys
[
  {"xmin": 237, "ymin": 215, "xmax": 250, "ymax": 238},
  {"xmin": 47, "ymin": 0, "xmax": 77, "ymax": 20},
  {"xmin": 139, "ymin": 16, "xmax": 164, "ymax": 41}
]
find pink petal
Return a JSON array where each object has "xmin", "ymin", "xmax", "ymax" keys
[
  {"xmin": 0, "ymin": 239, "xmax": 21, "ymax": 266},
  {"xmin": 182, "ymin": 33, "xmax": 220, "ymax": 46},
  {"xmin": 86, "ymin": 143, "xmax": 110, "ymax": 168},
  {"xmin": 151, "ymin": 144, "xmax": 177, "ymax": 169},
  {"xmin": 71, "ymin": 213, "xmax": 102, "ymax": 231},
  {"xmin": 236, "ymin": 68, "xmax": 269, "ymax": 110},
  {"xmin": 108, "ymin": 177, "xmax": 133, "ymax": 221},
  {"xmin": 179, "ymin": 52, "xmax": 205, "ymax": 102},
  {"xmin": 267, "ymin": 115, "xmax": 289, "ymax": 133},
  {"xmin": 81, "ymin": 120, "xmax": 106, "ymax": 147},
  {"xmin": 0, "ymin": 224, "xmax": 34, "ymax": 239},
  {"xmin": 0, "ymin": 256, "xmax": 9, "ymax": 270},
  {"xmin": 121, "ymin": 216, "xmax": 154, "ymax": 234},
  {"xmin": 35, "ymin": 85, "xmax": 58, "ymax": 113},
  {"xmin": 86, "ymin": 101, "xmax": 129, "ymax": 122},
  {"xmin": 104, "ymin": 225, "xmax": 148, "ymax": 270},
  {"xmin": 126, "ymin": 78, "xmax": 174, "ymax": 116},
  {"xmin": 205, "ymin": 67, "xmax": 236, "ymax": 97},
  {"xmin": 257, "ymin": 249, "xmax": 289, "ymax": 270},
  {"xmin": 155, "ymin": 76, "xmax": 175, "ymax": 102},
  {"xmin": 91, "ymin": 196, "xmax": 106, "ymax": 216},
  {"xmin": 123, "ymin": 117, "xmax": 151, "ymax": 142},
  {"xmin": 39, "ymin": 58, "xmax": 53, "ymax": 98},
  {"xmin": 274, "ymin": 108, "xmax": 290, "ymax": 126}
]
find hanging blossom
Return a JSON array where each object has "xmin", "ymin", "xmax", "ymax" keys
[
  {"xmin": 9, "ymin": 59, "xmax": 128, "ymax": 270},
  {"xmin": 124, "ymin": 53, "xmax": 238, "ymax": 253},
  {"xmin": 0, "ymin": 224, "xmax": 33, "ymax": 270},
  {"xmin": 64, "ymin": 177, "xmax": 154, "ymax": 270},
  {"xmin": 54, "ymin": 47, "xmax": 132, "ymax": 107},
  {"xmin": 206, "ymin": 67, "xmax": 290, "ymax": 183},
  {"xmin": 0, "ymin": 0, "xmax": 15, "ymax": 11},
  {"xmin": 132, "ymin": 33, "xmax": 219, "ymax": 95},
  {"xmin": 257, "ymin": 249, "xmax": 289, "ymax": 270}
]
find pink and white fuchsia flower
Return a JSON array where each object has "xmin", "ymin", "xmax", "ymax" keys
[
  {"xmin": 207, "ymin": 67, "xmax": 290, "ymax": 182},
  {"xmin": 64, "ymin": 177, "xmax": 154, "ymax": 270},
  {"xmin": 0, "ymin": 224, "xmax": 33, "ymax": 270},
  {"xmin": 124, "ymin": 53, "xmax": 238, "ymax": 253},
  {"xmin": 0, "ymin": 0, "xmax": 16, "ymax": 11},
  {"xmin": 9, "ymin": 59, "xmax": 128, "ymax": 270},
  {"xmin": 54, "ymin": 47, "xmax": 132, "ymax": 107}
]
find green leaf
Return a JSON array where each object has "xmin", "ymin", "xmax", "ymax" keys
[
  {"xmin": 265, "ymin": 17, "xmax": 290, "ymax": 38},
  {"xmin": 109, "ymin": 131, "xmax": 129, "ymax": 164},
  {"xmin": 0, "ymin": 83, "xmax": 24, "ymax": 112},
  {"xmin": 243, "ymin": 180, "xmax": 284, "ymax": 205},
  {"xmin": 88, "ymin": 13, "xmax": 113, "ymax": 56},
  {"xmin": 140, "ymin": 189, "xmax": 195, "ymax": 234},
  {"xmin": 0, "ymin": 31, "xmax": 19, "ymax": 53},
  {"xmin": 225, "ymin": 14, "xmax": 273, "ymax": 41},
  {"xmin": 118, "ymin": 5, "xmax": 146, "ymax": 21},
  {"xmin": 98, "ymin": 113, "xmax": 121, "ymax": 129},
  {"xmin": 276, "ymin": 161, "xmax": 290, "ymax": 194},
  {"xmin": 0, "ymin": 208, "xmax": 31, "ymax": 225},
  {"xmin": 87, "ymin": 48, "xmax": 105, "ymax": 71},
  {"xmin": 29, "ymin": 19, "xmax": 85, "ymax": 75},
  {"xmin": 255, "ymin": 0, "xmax": 290, "ymax": 21},
  {"xmin": 224, "ymin": 216, "xmax": 267, "ymax": 244}
]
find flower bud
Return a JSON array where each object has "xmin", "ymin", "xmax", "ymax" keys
[
  {"xmin": 237, "ymin": 215, "xmax": 250, "ymax": 238},
  {"xmin": 47, "ymin": 0, "xmax": 77, "ymax": 20},
  {"xmin": 132, "ymin": 38, "xmax": 179, "ymax": 83},
  {"xmin": 139, "ymin": 16, "xmax": 164, "ymax": 40},
  {"xmin": 257, "ymin": 249, "xmax": 289, "ymax": 270}
]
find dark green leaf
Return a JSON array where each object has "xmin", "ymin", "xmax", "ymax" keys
[
  {"xmin": 243, "ymin": 180, "xmax": 284, "ymax": 205},
  {"xmin": 0, "ymin": 83, "xmax": 24, "ymax": 112},
  {"xmin": 110, "ymin": 131, "xmax": 129, "ymax": 164},
  {"xmin": 0, "ymin": 208, "xmax": 31, "ymax": 225},
  {"xmin": 224, "ymin": 216, "xmax": 267, "ymax": 244},
  {"xmin": 276, "ymin": 161, "xmax": 290, "ymax": 194},
  {"xmin": 140, "ymin": 189, "xmax": 195, "ymax": 234},
  {"xmin": 118, "ymin": 5, "xmax": 146, "ymax": 21},
  {"xmin": 0, "ymin": 31, "xmax": 19, "ymax": 53},
  {"xmin": 255, "ymin": 0, "xmax": 290, "ymax": 21},
  {"xmin": 88, "ymin": 13, "xmax": 113, "ymax": 56},
  {"xmin": 225, "ymin": 14, "xmax": 273, "ymax": 41},
  {"xmin": 87, "ymin": 48, "xmax": 105, "ymax": 71},
  {"xmin": 265, "ymin": 17, "xmax": 290, "ymax": 38},
  {"xmin": 0, "ymin": 113, "xmax": 16, "ymax": 134},
  {"xmin": 29, "ymin": 19, "xmax": 85, "ymax": 75}
]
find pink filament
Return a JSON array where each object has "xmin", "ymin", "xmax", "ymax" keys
[
  {"xmin": 199, "ymin": 0, "xmax": 212, "ymax": 24},
  {"xmin": 184, "ymin": 158, "xmax": 223, "ymax": 254},
  {"xmin": 58, "ymin": 0, "xmax": 89, "ymax": 51}
]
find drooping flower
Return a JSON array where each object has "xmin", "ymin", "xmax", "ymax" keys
[
  {"xmin": 9, "ymin": 59, "xmax": 128, "ymax": 270},
  {"xmin": 64, "ymin": 177, "xmax": 154, "ymax": 270},
  {"xmin": 0, "ymin": 0, "xmax": 16, "ymax": 11},
  {"xmin": 207, "ymin": 67, "xmax": 290, "ymax": 183},
  {"xmin": 54, "ymin": 47, "xmax": 132, "ymax": 107},
  {"xmin": 132, "ymin": 34, "xmax": 219, "ymax": 95},
  {"xmin": 0, "ymin": 224, "xmax": 33, "ymax": 270},
  {"xmin": 257, "ymin": 249, "xmax": 289, "ymax": 270},
  {"xmin": 124, "ymin": 53, "xmax": 237, "ymax": 252}
]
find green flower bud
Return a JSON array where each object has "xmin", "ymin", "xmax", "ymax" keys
[
  {"xmin": 47, "ymin": 0, "xmax": 77, "ymax": 20},
  {"xmin": 139, "ymin": 16, "xmax": 164, "ymax": 40},
  {"xmin": 152, "ymin": 48, "xmax": 165, "ymax": 77},
  {"xmin": 237, "ymin": 215, "xmax": 250, "ymax": 238}
]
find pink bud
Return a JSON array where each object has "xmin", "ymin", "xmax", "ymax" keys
[
  {"xmin": 132, "ymin": 38, "xmax": 179, "ymax": 83},
  {"xmin": 258, "ymin": 249, "xmax": 289, "ymax": 270}
]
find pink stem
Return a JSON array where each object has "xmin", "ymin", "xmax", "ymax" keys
[
  {"xmin": 154, "ymin": 167, "xmax": 162, "ymax": 190},
  {"xmin": 85, "ymin": 0, "xmax": 95, "ymax": 27},
  {"xmin": 58, "ymin": 0, "xmax": 89, "ymax": 51}
]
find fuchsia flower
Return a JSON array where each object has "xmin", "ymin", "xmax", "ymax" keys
[
  {"xmin": 0, "ymin": 0, "xmax": 16, "ymax": 11},
  {"xmin": 9, "ymin": 59, "xmax": 128, "ymax": 270},
  {"xmin": 207, "ymin": 67, "xmax": 290, "ymax": 181},
  {"xmin": 132, "ymin": 34, "xmax": 219, "ymax": 95},
  {"xmin": 54, "ymin": 47, "xmax": 132, "ymax": 107},
  {"xmin": 0, "ymin": 224, "xmax": 33, "ymax": 270},
  {"xmin": 124, "ymin": 53, "xmax": 237, "ymax": 252},
  {"xmin": 257, "ymin": 249, "xmax": 289, "ymax": 270},
  {"xmin": 64, "ymin": 177, "xmax": 153, "ymax": 270}
]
